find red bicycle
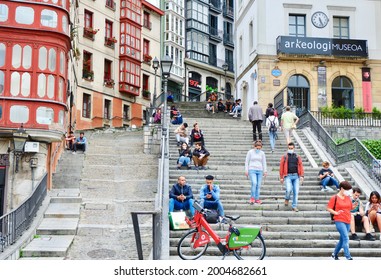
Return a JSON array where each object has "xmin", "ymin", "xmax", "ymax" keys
[{"xmin": 177, "ymin": 201, "xmax": 266, "ymax": 260}]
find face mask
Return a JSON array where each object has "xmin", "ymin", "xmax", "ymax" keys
[
  {"xmin": 344, "ymin": 190, "xmax": 353, "ymax": 197},
  {"xmin": 288, "ymin": 150, "xmax": 294, "ymax": 154},
  {"xmin": 255, "ymin": 149, "xmax": 260, "ymax": 154}
]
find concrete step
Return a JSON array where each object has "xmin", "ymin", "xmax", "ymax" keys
[
  {"xmin": 36, "ymin": 218, "xmax": 79, "ymax": 235},
  {"xmin": 44, "ymin": 203, "xmax": 80, "ymax": 219},
  {"xmin": 21, "ymin": 235, "xmax": 75, "ymax": 258}
]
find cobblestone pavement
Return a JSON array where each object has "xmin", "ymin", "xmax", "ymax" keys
[{"xmin": 65, "ymin": 129, "xmax": 158, "ymax": 260}]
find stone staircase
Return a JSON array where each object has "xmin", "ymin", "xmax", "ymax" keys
[
  {"xmin": 168, "ymin": 114, "xmax": 381, "ymax": 259},
  {"xmin": 20, "ymin": 149, "xmax": 84, "ymax": 259},
  {"xmin": 174, "ymin": 101, "xmax": 240, "ymax": 119}
]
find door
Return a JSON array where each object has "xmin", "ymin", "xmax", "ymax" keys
[{"xmin": 287, "ymin": 75, "xmax": 310, "ymax": 116}]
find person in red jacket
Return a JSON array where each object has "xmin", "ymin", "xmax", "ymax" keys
[
  {"xmin": 279, "ymin": 142, "xmax": 304, "ymax": 212},
  {"xmin": 327, "ymin": 181, "xmax": 353, "ymax": 260}
]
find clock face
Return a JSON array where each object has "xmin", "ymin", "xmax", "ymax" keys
[{"xmin": 311, "ymin": 12, "xmax": 329, "ymax": 28}]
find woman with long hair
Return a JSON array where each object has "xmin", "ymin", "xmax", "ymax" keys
[{"xmin": 365, "ymin": 190, "xmax": 381, "ymax": 239}]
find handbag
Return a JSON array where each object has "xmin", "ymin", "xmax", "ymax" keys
[
  {"xmin": 168, "ymin": 211, "xmax": 190, "ymax": 230},
  {"xmin": 330, "ymin": 195, "xmax": 337, "ymax": 221}
]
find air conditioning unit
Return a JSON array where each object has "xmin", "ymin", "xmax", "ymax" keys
[{"xmin": 24, "ymin": 142, "xmax": 39, "ymax": 153}]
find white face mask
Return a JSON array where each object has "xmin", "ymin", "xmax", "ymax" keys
[
  {"xmin": 344, "ymin": 190, "xmax": 353, "ymax": 196},
  {"xmin": 288, "ymin": 149, "xmax": 294, "ymax": 154}
]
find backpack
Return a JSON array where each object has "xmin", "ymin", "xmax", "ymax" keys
[{"xmin": 269, "ymin": 118, "xmax": 277, "ymax": 132}]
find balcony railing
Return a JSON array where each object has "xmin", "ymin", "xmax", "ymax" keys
[
  {"xmin": 83, "ymin": 27, "xmax": 98, "ymax": 40},
  {"xmin": 106, "ymin": 0, "xmax": 116, "ymax": 10},
  {"xmin": 143, "ymin": 19, "xmax": 152, "ymax": 30},
  {"xmin": 83, "ymin": 69, "xmax": 94, "ymax": 81},
  {"xmin": 142, "ymin": 90, "xmax": 151, "ymax": 99},
  {"xmin": 223, "ymin": 33, "xmax": 234, "ymax": 46},
  {"xmin": 209, "ymin": 0, "xmax": 222, "ymax": 11},
  {"xmin": 223, "ymin": 5, "xmax": 234, "ymax": 18}
]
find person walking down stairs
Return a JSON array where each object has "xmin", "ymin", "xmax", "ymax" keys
[{"xmin": 248, "ymin": 101, "xmax": 264, "ymax": 142}]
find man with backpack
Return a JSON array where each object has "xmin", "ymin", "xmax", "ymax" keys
[
  {"xmin": 266, "ymin": 110, "xmax": 279, "ymax": 152},
  {"xmin": 248, "ymin": 101, "xmax": 264, "ymax": 141},
  {"xmin": 279, "ymin": 142, "xmax": 304, "ymax": 212}
]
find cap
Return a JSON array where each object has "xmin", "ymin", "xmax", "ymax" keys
[{"xmin": 205, "ymin": 175, "xmax": 214, "ymax": 180}]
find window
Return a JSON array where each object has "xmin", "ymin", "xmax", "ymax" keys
[
  {"xmin": 142, "ymin": 74, "xmax": 149, "ymax": 92},
  {"xmin": 84, "ymin": 10, "xmax": 93, "ymax": 29},
  {"xmin": 0, "ymin": 4, "xmax": 9, "ymax": 22},
  {"xmin": 38, "ymin": 47, "xmax": 47, "ymax": 70},
  {"xmin": 106, "ymin": 0, "xmax": 116, "ymax": 9},
  {"xmin": 104, "ymin": 59, "xmax": 113, "ymax": 86},
  {"xmin": 209, "ymin": 44, "xmax": 217, "ymax": 66},
  {"xmin": 0, "ymin": 43, "xmax": 5, "ymax": 67},
  {"xmin": 143, "ymin": 39, "xmax": 150, "ymax": 62},
  {"xmin": 10, "ymin": 105, "xmax": 29, "ymax": 123},
  {"xmin": 289, "ymin": 14, "xmax": 306, "ymax": 37},
  {"xmin": 225, "ymin": 49, "xmax": 234, "ymax": 71},
  {"xmin": 123, "ymin": 104, "xmax": 129, "ymax": 120},
  {"xmin": 15, "ymin": 6, "xmax": 34, "ymax": 25},
  {"xmin": 143, "ymin": 11, "xmax": 151, "ymax": 29},
  {"xmin": 41, "ymin": 9, "xmax": 58, "ymax": 28},
  {"xmin": 36, "ymin": 107, "xmax": 54, "ymax": 124},
  {"xmin": 83, "ymin": 51, "xmax": 93, "ymax": 80},
  {"xmin": 249, "ymin": 21, "xmax": 253, "ymax": 50},
  {"xmin": 104, "ymin": 99, "xmax": 111, "ymax": 119},
  {"xmin": 11, "ymin": 72, "xmax": 31, "ymax": 97},
  {"xmin": 58, "ymin": 110, "xmax": 64, "ymax": 125},
  {"xmin": 0, "ymin": 71, "xmax": 4, "ymax": 95},
  {"xmin": 333, "ymin": 17, "xmax": 349, "ymax": 39},
  {"xmin": 82, "ymin": 93, "xmax": 91, "ymax": 118},
  {"xmin": 105, "ymin": 20, "xmax": 113, "ymax": 38}
]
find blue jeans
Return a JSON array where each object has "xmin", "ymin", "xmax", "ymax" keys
[
  {"xmin": 269, "ymin": 131, "xmax": 276, "ymax": 150},
  {"xmin": 284, "ymin": 174, "xmax": 300, "ymax": 208},
  {"xmin": 333, "ymin": 221, "xmax": 351, "ymax": 259},
  {"xmin": 248, "ymin": 169, "xmax": 263, "ymax": 200},
  {"xmin": 200, "ymin": 199, "xmax": 224, "ymax": 216},
  {"xmin": 178, "ymin": 156, "xmax": 190, "ymax": 166},
  {"xmin": 321, "ymin": 177, "xmax": 339, "ymax": 189},
  {"xmin": 169, "ymin": 198, "xmax": 195, "ymax": 216}
]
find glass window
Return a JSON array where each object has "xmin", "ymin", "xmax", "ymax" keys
[
  {"xmin": 37, "ymin": 73, "xmax": 46, "ymax": 97},
  {"xmin": 58, "ymin": 110, "xmax": 64, "ymax": 125},
  {"xmin": 36, "ymin": 106, "xmax": 54, "ymax": 124},
  {"xmin": 11, "ymin": 72, "xmax": 20, "ymax": 96},
  {"xmin": 10, "ymin": 105, "xmax": 29, "ymax": 123},
  {"xmin": 333, "ymin": 17, "xmax": 349, "ymax": 39},
  {"xmin": 289, "ymin": 14, "xmax": 306, "ymax": 37},
  {"xmin": 23, "ymin": 45, "xmax": 32, "ymax": 69},
  {"xmin": 39, "ymin": 47, "xmax": 47, "ymax": 70},
  {"xmin": 59, "ymin": 77, "xmax": 64, "ymax": 102},
  {"xmin": 15, "ymin": 6, "xmax": 34, "ymax": 25},
  {"xmin": 60, "ymin": 51, "xmax": 65, "ymax": 74},
  {"xmin": 82, "ymin": 93, "xmax": 91, "ymax": 118},
  {"xmin": 62, "ymin": 15, "xmax": 68, "ymax": 34},
  {"xmin": 48, "ymin": 48, "xmax": 56, "ymax": 71},
  {"xmin": 47, "ymin": 75, "xmax": 54, "ymax": 98},
  {"xmin": 0, "ymin": 4, "xmax": 8, "ymax": 22},
  {"xmin": 12, "ymin": 45, "xmax": 22, "ymax": 68},
  {"xmin": 21, "ymin": 72, "xmax": 31, "ymax": 96},
  {"xmin": 0, "ymin": 43, "xmax": 5, "ymax": 67},
  {"xmin": 41, "ymin": 9, "xmax": 58, "ymax": 28},
  {"xmin": 0, "ymin": 70, "xmax": 4, "ymax": 95}
]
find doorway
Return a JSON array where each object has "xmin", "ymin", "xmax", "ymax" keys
[
  {"xmin": 287, "ymin": 75, "xmax": 310, "ymax": 116},
  {"xmin": 332, "ymin": 76, "xmax": 354, "ymax": 109}
]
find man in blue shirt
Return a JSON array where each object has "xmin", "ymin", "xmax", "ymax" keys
[
  {"xmin": 73, "ymin": 132, "xmax": 87, "ymax": 154},
  {"xmin": 199, "ymin": 175, "xmax": 225, "ymax": 221}
]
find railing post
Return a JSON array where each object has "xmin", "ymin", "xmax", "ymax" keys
[{"xmin": 131, "ymin": 213, "xmax": 144, "ymax": 260}]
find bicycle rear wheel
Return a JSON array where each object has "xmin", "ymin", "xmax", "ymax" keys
[
  {"xmin": 177, "ymin": 229, "xmax": 209, "ymax": 260},
  {"xmin": 232, "ymin": 234, "xmax": 266, "ymax": 260}
]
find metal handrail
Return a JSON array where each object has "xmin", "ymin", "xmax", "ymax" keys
[
  {"xmin": 0, "ymin": 173, "xmax": 47, "ymax": 252},
  {"xmin": 310, "ymin": 111, "xmax": 381, "ymax": 127},
  {"xmin": 299, "ymin": 111, "xmax": 381, "ymax": 189}
]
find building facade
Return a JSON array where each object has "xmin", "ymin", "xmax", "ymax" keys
[
  {"xmin": 0, "ymin": 0, "xmax": 71, "ymax": 213},
  {"xmin": 72, "ymin": 0, "xmax": 163, "ymax": 130},
  {"xmin": 235, "ymin": 0, "xmax": 381, "ymax": 119}
]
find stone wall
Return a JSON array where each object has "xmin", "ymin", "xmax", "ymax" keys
[{"xmin": 324, "ymin": 126, "xmax": 381, "ymax": 141}]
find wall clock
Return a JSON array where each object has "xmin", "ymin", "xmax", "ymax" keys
[{"xmin": 311, "ymin": 11, "xmax": 329, "ymax": 28}]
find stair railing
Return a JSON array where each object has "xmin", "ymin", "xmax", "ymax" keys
[{"xmin": 298, "ymin": 111, "xmax": 381, "ymax": 189}]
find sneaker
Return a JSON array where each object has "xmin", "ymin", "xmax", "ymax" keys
[
  {"xmin": 233, "ymin": 114, "xmax": 238, "ymax": 118},
  {"xmin": 229, "ymin": 112, "xmax": 235, "ymax": 115},
  {"xmin": 187, "ymin": 165, "xmax": 192, "ymax": 170},
  {"xmin": 350, "ymin": 233, "xmax": 360, "ymax": 241},
  {"xmin": 177, "ymin": 141, "xmax": 180, "ymax": 146},
  {"xmin": 194, "ymin": 166, "xmax": 199, "ymax": 170},
  {"xmin": 72, "ymin": 151, "xmax": 76, "ymax": 154},
  {"xmin": 249, "ymin": 197, "xmax": 255, "ymax": 205},
  {"xmin": 346, "ymin": 257, "xmax": 353, "ymax": 260},
  {"xmin": 365, "ymin": 233, "xmax": 376, "ymax": 241},
  {"xmin": 176, "ymin": 165, "xmax": 181, "ymax": 170},
  {"xmin": 331, "ymin": 253, "xmax": 339, "ymax": 260},
  {"xmin": 200, "ymin": 166, "xmax": 206, "ymax": 170},
  {"xmin": 284, "ymin": 199, "xmax": 289, "ymax": 206},
  {"xmin": 218, "ymin": 216, "xmax": 228, "ymax": 224},
  {"xmin": 271, "ymin": 150, "xmax": 274, "ymax": 153},
  {"xmin": 321, "ymin": 188, "xmax": 327, "ymax": 192},
  {"xmin": 292, "ymin": 207, "xmax": 299, "ymax": 212},
  {"xmin": 255, "ymin": 199, "xmax": 262, "ymax": 205}
]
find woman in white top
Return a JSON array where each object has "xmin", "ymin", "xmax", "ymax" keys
[
  {"xmin": 365, "ymin": 191, "xmax": 381, "ymax": 238},
  {"xmin": 245, "ymin": 140, "xmax": 267, "ymax": 205},
  {"xmin": 266, "ymin": 110, "xmax": 279, "ymax": 153}
]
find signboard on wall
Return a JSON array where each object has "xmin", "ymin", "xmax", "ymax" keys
[
  {"xmin": 277, "ymin": 36, "xmax": 368, "ymax": 57},
  {"xmin": 362, "ymin": 67, "xmax": 372, "ymax": 112},
  {"xmin": 317, "ymin": 66, "xmax": 327, "ymax": 108}
]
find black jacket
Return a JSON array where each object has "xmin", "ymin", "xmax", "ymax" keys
[{"xmin": 169, "ymin": 183, "xmax": 194, "ymax": 201}]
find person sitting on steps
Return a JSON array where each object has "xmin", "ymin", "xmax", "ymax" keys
[
  {"xmin": 318, "ymin": 161, "xmax": 339, "ymax": 191},
  {"xmin": 199, "ymin": 175, "xmax": 225, "ymax": 223},
  {"xmin": 73, "ymin": 132, "xmax": 87, "ymax": 154},
  {"xmin": 177, "ymin": 143, "xmax": 192, "ymax": 170},
  {"xmin": 65, "ymin": 131, "xmax": 76, "ymax": 151},
  {"xmin": 174, "ymin": 122, "xmax": 189, "ymax": 146},
  {"xmin": 192, "ymin": 142, "xmax": 210, "ymax": 170},
  {"xmin": 169, "ymin": 176, "xmax": 195, "ymax": 217}
]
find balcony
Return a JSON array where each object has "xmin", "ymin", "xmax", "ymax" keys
[
  {"xmin": 106, "ymin": 0, "xmax": 116, "ymax": 10},
  {"xmin": 223, "ymin": 5, "xmax": 234, "ymax": 20},
  {"xmin": 104, "ymin": 36, "xmax": 117, "ymax": 48},
  {"xmin": 142, "ymin": 90, "xmax": 151, "ymax": 100},
  {"xmin": 83, "ymin": 27, "xmax": 98, "ymax": 40},
  {"xmin": 104, "ymin": 78, "xmax": 115, "ymax": 88},
  {"xmin": 223, "ymin": 33, "xmax": 234, "ymax": 47},
  {"xmin": 143, "ymin": 19, "xmax": 152, "ymax": 30},
  {"xmin": 209, "ymin": 27, "xmax": 222, "ymax": 42},
  {"xmin": 209, "ymin": 0, "xmax": 222, "ymax": 13},
  {"xmin": 82, "ymin": 69, "xmax": 94, "ymax": 81},
  {"xmin": 143, "ymin": 54, "xmax": 152, "ymax": 64}
]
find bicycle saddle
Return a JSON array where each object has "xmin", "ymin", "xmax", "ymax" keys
[{"xmin": 225, "ymin": 215, "xmax": 240, "ymax": 221}]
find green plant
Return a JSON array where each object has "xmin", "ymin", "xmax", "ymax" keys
[
  {"xmin": 320, "ymin": 106, "xmax": 330, "ymax": 118},
  {"xmin": 331, "ymin": 106, "xmax": 352, "ymax": 119},
  {"xmin": 335, "ymin": 138, "xmax": 348, "ymax": 145},
  {"xmin": 33, "ymin": 234, "xmax": 41, "ymax": 239},
  {"xmin": 362, "ymin": 140, "xmax": 381, "ymax": 159},
  {"xmin": 354, "ymin": 107, "xmax": 365, "ymax": 119},
  {"xmin": 372, "ymin": 107, "xmax": 381, "ymax": 120},
  {"xmin": 205, "ymin": 85, "xmax": 217, "ymax": 93}
]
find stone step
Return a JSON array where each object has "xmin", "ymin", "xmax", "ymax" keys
[
  {"xmin": 21, "ymin": 235, "xmax": 75, "ymax": 258},
  {"xmin": 44, "ymin": 203, "xmax": 80, "ymax": 219},
  {"xmin": 36, "ymin": 218, "xmax": 79, "ymax": 235}
]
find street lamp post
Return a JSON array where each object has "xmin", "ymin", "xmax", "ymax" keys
[
  {"xmin": 13, "ymin": 124, "xmax": 28, "ymax": 173},
  {"xmin": 160, "ymin": 55, "xmax": 173, "ymax": 129},
  {"xmin": 151, "ymin": 57, "xmax": 159, "ymax": 124},
  {"xmin": 222, "ymin": 63, "xmax": 229, "ymax": 100}
]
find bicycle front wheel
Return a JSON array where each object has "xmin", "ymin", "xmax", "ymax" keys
[
  {"xmin": 177, "ymin": 229, "xmax": 209, "ymax": 260},
  {"xmin": 233, "ymin": 234, "xmax": 266, "ymax": 260}
]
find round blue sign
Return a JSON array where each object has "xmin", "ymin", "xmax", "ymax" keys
[{"xmin": 271, "ymin": 68, "xmax": 282, "ymax": 77}]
